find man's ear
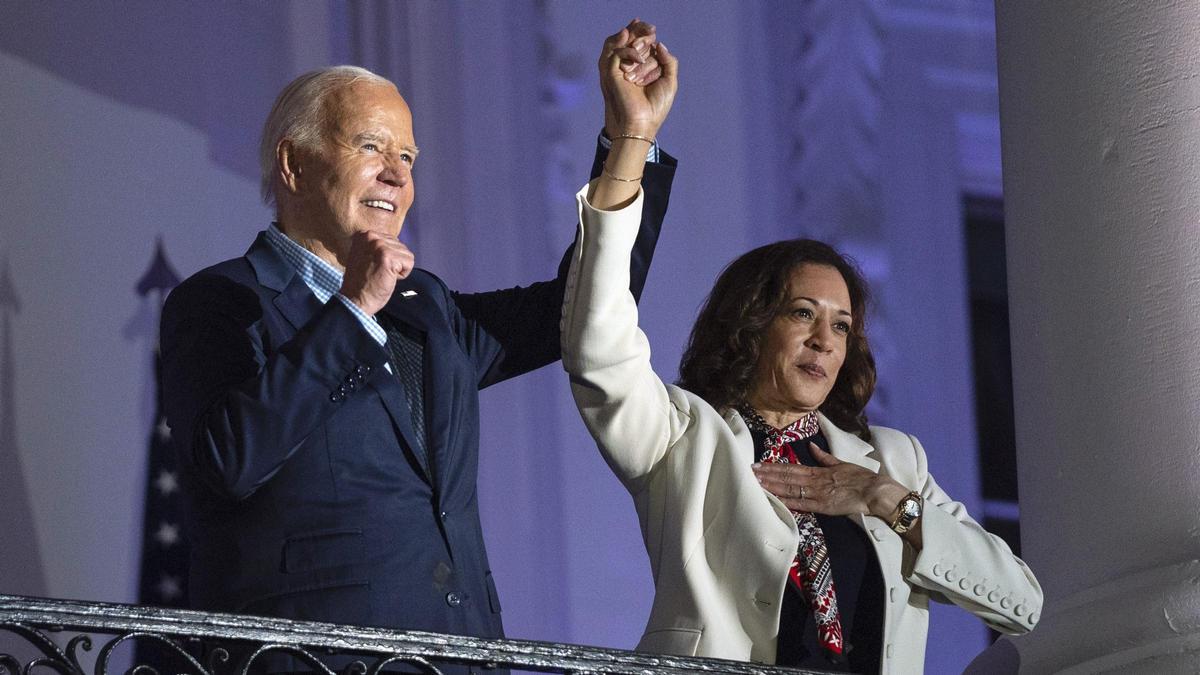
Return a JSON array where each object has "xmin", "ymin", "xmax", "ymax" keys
[{"xmin": 277, "ymin": 139, "xmax": 303, "ymax": 196}]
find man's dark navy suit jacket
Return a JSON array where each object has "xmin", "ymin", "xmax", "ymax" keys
[{"xmin": 159, "ymin": 144, "xmax": 676, "ymax": 649}]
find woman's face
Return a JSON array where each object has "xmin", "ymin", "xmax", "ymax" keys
[{"xmin": 748, "ymin": 263, "xmax": 853, "ymax": 419}]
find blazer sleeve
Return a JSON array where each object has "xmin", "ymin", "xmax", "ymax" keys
[
  {"xmin": 448, "ymin": 138, "xmax": 677, "ymax": 389},
  {"xmin": 160, "ymin": 274, "xmax": 390, "ymax": 501},
  {"xmin": 561, "ymin": 182, "xmax": 693, "ymax": 494},
  {"xmin": 894, "ymin": 431, "xmax": 1044, "ymax": 635}
]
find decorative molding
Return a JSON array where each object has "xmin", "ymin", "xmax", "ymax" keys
[{"xmin": 766, "ymin": 1, "xmax": 892, "ymax": 421}]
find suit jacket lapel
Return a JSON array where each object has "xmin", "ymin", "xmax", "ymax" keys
[
  {"xmin": 724, "ymin": 408, "xmax": 801, "ymax": 537},
  {"xmin": 368, "ymin": 370, "xmax": 431, "ymax": 481},
  {"xmin": 244, "ymin": 233, "xmax": 434, "ymax": 482},
  {"xmin": 245, "ymin": 232, "xmax": 290, "ymax": 292},
  {"xmin": 378, "ymin": 278, "xmax": 431, "ymax": 330},
  {"xmin": 819, "ymin": 413, "xmax": 881, "ymax": 474},
  {"xmin": 818, "ymin": 414, "xmax": 904, "ymax": 579},
  {"xmin": 375, "ymin": 280, "xmax": 436, "ymax": 480},
  {"xmin": 245, "ymin": 233, "xmax": 325, "ymax": 332}
]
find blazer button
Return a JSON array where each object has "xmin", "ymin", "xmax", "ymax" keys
[
  {"xmin": 888, "ymin": 587, "xmax": 896, "ymax": 603},
  {"xmin": 973, "ymin": 584, "xmax": 986, "ymax": 596},
  {"xmin": 959, "ymin": 578, "xmax": 970, "ymax": 591},
  {"xmin": 1014, "ymin": 604, "xmax": 1026, "ymax": 617},
  {"xmin": 1029, "ymin": 612, "xmax": 1039, "ymax": 625},
  {"xmin": 988, "ymin": 590, "xmax": 1000, "ymax": 603},
  {"xmin": 932, "ymin": 564, "xmax": 944, "ymax": 576},
  {"xmin": 446, "ymin": 592, "xmax": 462, "ymax": 607},
  {"xmin": 945, "ymin": 569, "xmax": 958, "ymax": 582},
  {"xmin": 1000, "ymin": 597, "xmax": 1013, "ymax": 609}
]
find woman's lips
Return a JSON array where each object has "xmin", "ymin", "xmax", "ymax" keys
[{"xmin": 798, "ymin": 363, "xmax": 827, "ymax": 378}]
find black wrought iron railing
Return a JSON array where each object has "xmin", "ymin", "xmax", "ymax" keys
[{"xmin": 0, "ymin": 595, "xmax": 827, "ymax": 675}]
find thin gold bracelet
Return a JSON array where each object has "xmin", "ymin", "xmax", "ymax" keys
[
  {"xmin": 602, "ymin": 164, "xmax": 642, "ymax": 182},
  {"xmin": 612, "ymin": 133, "xmax": 655, "ymax": 145}
]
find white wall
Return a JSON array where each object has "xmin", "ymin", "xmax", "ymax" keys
[{"xmin": 0, "ymin": 52, "xmax": 269, "ymax": 602}]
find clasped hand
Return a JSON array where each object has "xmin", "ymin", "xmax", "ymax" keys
[{"xmin": 600, "ymin": 19, "xmax": 677, "ymax": 139}]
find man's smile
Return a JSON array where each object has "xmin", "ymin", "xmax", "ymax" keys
[{"xmin": 361, "ymin": 199, "xmax": 396, "ymax": 212}]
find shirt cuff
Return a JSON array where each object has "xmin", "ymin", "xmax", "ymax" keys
[
  {"xmin": 598, "ymin": 130, "xmax": 660, "ymax": 163},
  {"xmin": 335, "ymin": 294, "xmax": 388, "ymax": 347}
]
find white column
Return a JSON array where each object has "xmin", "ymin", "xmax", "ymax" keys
[{"xmin": 975, "ymin": 3, "xmax": 1200, "ymax": 672}]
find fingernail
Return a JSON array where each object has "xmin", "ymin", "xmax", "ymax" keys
[
  {"xmin": 620, "ymin": 62, "xmax": 635, "ymax": 72},
  {"xmin": 624, "ymin": 72, "xmax": 637, "ymax": 81}
]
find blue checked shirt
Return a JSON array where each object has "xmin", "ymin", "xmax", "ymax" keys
[
  {"xmin": 264, "ymin": 223, "xmax": 389, "ymax": 348},
  {"xmin": 599, "ymin": 132, "xmax": 660, "ymax": 163}
]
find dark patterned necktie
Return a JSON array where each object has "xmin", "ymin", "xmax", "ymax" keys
[
  {"xmin": 378, "ymin": 315, "xmax": 426, "ymax": 454},
  {"xmin": 740, "ymin": 406, "xmax": 845, "ymax": 657}
]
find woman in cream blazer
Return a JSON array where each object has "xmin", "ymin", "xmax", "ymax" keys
[
  {"xmin": 570, "ymin": 25, "xmax": 1040, "ymax": 672},
  {"xmin": 561, "ymin": 187, "xmax": 1042, "ymax": 672}
]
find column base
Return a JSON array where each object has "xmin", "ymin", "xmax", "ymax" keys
[{"xmin": 968, "ymin": 560, "xmax": 1200, "ymax": 673}]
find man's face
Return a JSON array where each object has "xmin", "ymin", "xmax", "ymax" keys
[{"xmin": 295, "ymin": 81, "xmax": 417, "ymax": 256}]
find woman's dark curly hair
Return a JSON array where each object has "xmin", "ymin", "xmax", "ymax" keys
[{"xmin": 677, "ymin": 239, "xmax": 876, "ymax": 440}]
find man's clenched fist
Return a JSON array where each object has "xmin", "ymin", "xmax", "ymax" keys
[{"xmin": 339, "ymin": 230, "xmax": 415, "ymax": 315}]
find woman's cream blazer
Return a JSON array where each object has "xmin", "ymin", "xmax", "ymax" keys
[{"xmin": 561, "ymin": 184, "xmax": 1043, "ymax": 673}]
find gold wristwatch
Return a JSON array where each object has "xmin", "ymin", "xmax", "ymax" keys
[{"xmin": 889, "ymin": 491, "xmax": 922, "ymax": 534}]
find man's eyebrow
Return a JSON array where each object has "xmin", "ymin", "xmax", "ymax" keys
[{"xmin": 351, "ymin": 132, "xmax": 419, "ymax": 156}]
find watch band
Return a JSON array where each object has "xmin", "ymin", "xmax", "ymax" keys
[{"xmin": 889, "ymin": 491, "xmax": 923, "ymax": 534}]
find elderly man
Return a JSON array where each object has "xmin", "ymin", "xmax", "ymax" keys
[{"xmin": 159, "ymin": 23, "xmax": 675, "ymax": 652}]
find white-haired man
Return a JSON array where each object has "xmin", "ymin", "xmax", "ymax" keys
[{"xmin": 159, "ymin": 22, "xmax": 675, "ymax": 670}]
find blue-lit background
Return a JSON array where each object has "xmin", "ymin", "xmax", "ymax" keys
[{"xmin": 0, "ymin": 2, "xmax": 1008, "ymax": 672}]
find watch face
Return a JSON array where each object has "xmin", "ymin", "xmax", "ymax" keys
[{"xmin": 902, "ymin": 499, "xmax": 921, "ymax": 519}]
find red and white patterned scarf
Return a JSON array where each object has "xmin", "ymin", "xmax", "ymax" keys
[{"xmin": 740, "ymin": 407, "xmax": 844, "ymax": 657}]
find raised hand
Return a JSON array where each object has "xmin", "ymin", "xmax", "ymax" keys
[
  {"xmin": 339, "ymin": 230, "xmax": 415, "ymax": 315},
  {"xmin": 600, "ymin": 19, "xmax": 678, "ymax": 140},
  {"xmin": 616, "ymin": 19, "xmax": 661, "ymax": 86}
]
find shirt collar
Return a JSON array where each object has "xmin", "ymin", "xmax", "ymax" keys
[
  {"xmin": 738, "ymin": 405, "xmax": 821, "ymax": 441},
  {"xmin": 264, "ymin": 223, "xmax": 344, "ymax": 304}
]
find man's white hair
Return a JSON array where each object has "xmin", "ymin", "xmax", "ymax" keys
[{"xmin": 259, "ymin": 65, "xmax": 393, "ymax": 206}]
